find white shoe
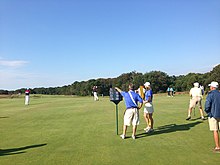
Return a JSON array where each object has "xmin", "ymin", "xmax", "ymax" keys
[
  {"xmin": 120, "ymin": 134, "xmax": 125, "ymax": 139},
  {"xmin": 144, "ymin": 127, "xmax": 150, "ymax": 131},
  {"xmin": 132, "ymin": 135, "xmax": 136, "ymax": 140}
]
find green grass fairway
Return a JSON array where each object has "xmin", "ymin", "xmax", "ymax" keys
[{"xmin": 0, "ymin": 94, "xmax": 219, "ymax": 165}]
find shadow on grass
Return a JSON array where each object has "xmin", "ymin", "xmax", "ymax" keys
[
  {"xmin": 136, "ymin": 121, "xmax": 202, "ymax": 139},
  {"xmin": 0, "ymin": 143, "xmax": 47, "ymax": 156},
  {"xmin": 0, "ymin": 116, "xmax": 9, "ymax": 119},
  {"xmin": 190, "ymin": 117, "xmax": 207, "ymax": 121}
]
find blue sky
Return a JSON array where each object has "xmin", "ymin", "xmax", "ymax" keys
[{"xmin": 0, "ymin": 0, "xmax": 220, "ymax": 90}]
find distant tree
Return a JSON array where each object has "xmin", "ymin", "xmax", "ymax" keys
[
  {"xmin": 205, "ymin": 64, "xmax": 220, "ymax": 85},
  {"xmin": 0, "ymin": 90, "xmax": 9, "ymax": 95},
  {"xmin": 175, "ymin": 72, "xmax": 205, "ymax": 92},
  {"xmin": 143, "ymin": 71, "xmax": 170, "ymax": 93},
  {"xmin": 131, "ymin": 71, "xmax": 144, "ymax": 89},
  {"xmin": 5, "ymin": 64, "xmax": 220, "ymax": 96}
]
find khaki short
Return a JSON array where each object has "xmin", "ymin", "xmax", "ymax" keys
[
  {"xmin": 144, "ymin": 102, "xmax": 154, "ymax": 114},
  {"xmin": 208, "ymin": 117, "xmax": 220, "ymax": 131},
  {"xmin": 124, "ymin": 108, "xmax": 139, "ymax": 126},
  {"xmin": 189, "ymin": 97, "xmax": 202, "ymax": 108}
]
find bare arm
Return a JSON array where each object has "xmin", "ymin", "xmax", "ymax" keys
[
  {"xmin": 115, "ymin": 87, "xmax": 122, "ymax": 93},
  {"xmin": 138, "ymin": 103, "xmax": 143, "ymax": 109}
]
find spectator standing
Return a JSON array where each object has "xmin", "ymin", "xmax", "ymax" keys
[
  {"xmin": 200, "ymin": 85, "xmax": 205, "ymax": 95},
  {"xmin": 115, "ymin": 84, "xmax": 143, "ymax": 139},
  {"xmin": 167, "ymin": 87, "xmax": 170, "ymax": 97},
  {"xmin": 170, "ymin": 87, "xmax": 174, "ymax": 97},
  {"xmin": 143, "ymin": 82, "xmax": 154, "ymax": 133},
  {"xmin": 204, "ymin": 81, "xmax": 220, "ymax": 153}
]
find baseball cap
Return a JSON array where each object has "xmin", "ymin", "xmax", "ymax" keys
[
  {"xmin": 208, "ymin": 81, "xmax": 218, "ymax": 88},
  {"xmin": 144, "ymin": 82, "xmax": 150, "ymax": 87},
  {"xmin": 193, "ymin": 82, "xmax": 199, "ymax": 87}
]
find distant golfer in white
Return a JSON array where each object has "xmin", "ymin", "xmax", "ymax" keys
[
  {"xmin": 186, "ymin": 82, "xmax": 205, "ymax": 120},
  {"xmin": 93, "ymin": 86, "xmax": 99, "ymax": 101},
  {"xmin": 25, "ymin": 88, "xmax": 30, "ymax": 105}
]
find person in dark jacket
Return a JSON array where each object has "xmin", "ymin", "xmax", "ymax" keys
[{"xmin": 205, "ymin": 81, "xmax": 220, "ymax": 153}]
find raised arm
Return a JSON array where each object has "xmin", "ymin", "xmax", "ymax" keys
[{"xmin": 115, "ymin": 87, "xmax": 122, "ymax": 93}]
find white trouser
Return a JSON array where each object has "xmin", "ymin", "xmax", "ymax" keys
[
  {"xmin": 25, "ymin": 95, "xmax": 30, "ymax": 105},
  {"xmin": 93, "ymin": 92, "xmax": 99, "ymax": 101}
]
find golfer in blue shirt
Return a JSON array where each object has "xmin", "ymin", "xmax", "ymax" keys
[
  {"xmin": 143, "ymin": 82, "xmax": 154, "ymax": 133},
  {"xmin": 115, "ymin": 84, "xmax": 143, "ymax": 139}
]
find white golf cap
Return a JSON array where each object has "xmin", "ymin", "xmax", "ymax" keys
[
  {"xmin": 144, "ymin": 82, "xmax": 150, "ymax": 87},
  {"xmin": 208, "ymin": 81, "xmax": 218, "ymax": 88},
  {"xmin": 193, "ymin": 82, "xmax": 199, "ymax": 87}
]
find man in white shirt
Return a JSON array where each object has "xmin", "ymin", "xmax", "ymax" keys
[{"xmin": 186, "ymin": 82, "xmax": 205, "ymax": 120}]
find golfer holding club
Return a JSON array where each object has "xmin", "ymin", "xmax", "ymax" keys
[
  {"xmin": 92, "ymin": 86, "xmax": 99, "ymax": 101},
  {"xmin": 115, "ymin": 84, "xmax": 143, "ymax": 139},
  {"xmin": 186, "ymin": 82, "xmax": 205, "ymax": 120}
]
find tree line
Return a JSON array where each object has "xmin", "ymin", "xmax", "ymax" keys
[{"xmin": 1, "ymin": 64, "xmax": 219, "ymax": 96}]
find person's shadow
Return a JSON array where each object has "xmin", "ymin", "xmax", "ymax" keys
[
  {"xmin": 0, "ymin": 143, "xmax": 47, "ymax": 156},
  {"xmin": 0, "ymin": 116, "xmax": 9, "ymax": 119},
  {"xmin": 136, "ymin": 121, "xmax": 202, "ymax": 139}
]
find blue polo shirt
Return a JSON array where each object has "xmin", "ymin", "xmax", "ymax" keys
[
  {"xmin": 145, "ymin": 89, "xmax": 153, "ymax": 102},
  {"xmin": 121, "ymin": 90, "xmax": 143, "ymax": 109}
]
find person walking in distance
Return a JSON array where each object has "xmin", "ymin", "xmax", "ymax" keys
[
  {"xmin": 204, "ymin": 81, "xmax": 220, "ymax": 153},
  {"xmin": 25, "ymin": 88, "xmax": 30, "ymax": 105},
  {"xmin": 143, "ymin": 82, "xmax": 154, "ymax": 133},
  {"xmin": 167, "ymin": 87, "xmax": 170, "ymax": 97},
  {"xmin": 186, "ymin": 82, "xmax": 205, "ymax": 120},
  {"xmin": 115, "ymin": 84, "xmax": 143, "ymax": 139},
  {"xmin": 170, "ymin": 87, "xmax": 174, "ymax": 97}
]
